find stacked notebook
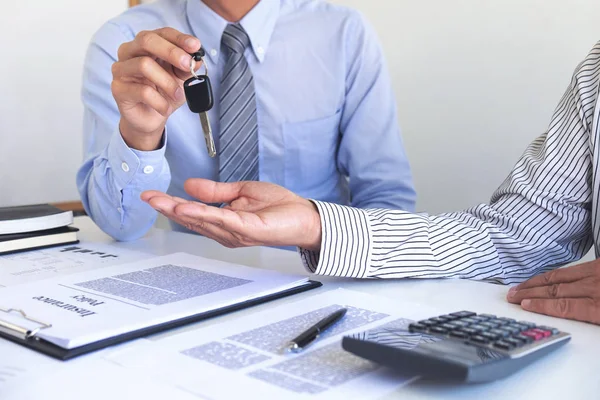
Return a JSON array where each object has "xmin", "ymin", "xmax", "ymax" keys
[{"xmin": 0, "ymin": 204, "xmax": 79, "ymax": 255}]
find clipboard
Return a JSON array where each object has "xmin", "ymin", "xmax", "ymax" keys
[{"xmin": 0, "ymin": 280, "xmax": 322, "ymax": 361}]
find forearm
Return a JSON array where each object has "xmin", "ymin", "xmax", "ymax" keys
[
  {"xmin": 77, "ymin": 130, "xmax": 171, "ymax": 241},
  {"xmin": 301, "ymin": 198, "xmax": 591, "ymax": 284}
]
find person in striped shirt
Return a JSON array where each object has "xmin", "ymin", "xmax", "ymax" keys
[{"xmin": 142, "ymin": 41, "xmax": 600, "ymax": 326}]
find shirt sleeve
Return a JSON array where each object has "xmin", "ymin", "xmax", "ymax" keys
[
  {"xmin": 301, "ymin": 41, "xmax": 600, "ymax": 284},
  {"xmin": 76, "ymin": 21, "xmax": 171, "ymax": 241},
  {"xmin": 335, "ymin": 10, "xmax": 416, "ymax": 212}
]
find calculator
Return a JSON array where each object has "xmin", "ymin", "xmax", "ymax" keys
[{"xmin": 341, "ymin": 311, "xmax": 571, "ymax": 383}]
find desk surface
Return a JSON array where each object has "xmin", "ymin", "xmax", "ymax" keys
[{"xmin": 4, "ymin": 217, "xmax": 599, "ymax": 399}]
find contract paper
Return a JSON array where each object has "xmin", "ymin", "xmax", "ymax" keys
[
  {"xmin": 0, "ymin": 242, "xmax": 150, "ymax": 287},
  {"xmin": 107, "ymin": 289, "xmax": 438, "ymax": 400},
  {"xmin": 0, "ymin": 339, "xmax": 202, "ymax": 400},
  {"xmin": 0, "ymin": 252, "xmax": 309, "ymax": 349}
]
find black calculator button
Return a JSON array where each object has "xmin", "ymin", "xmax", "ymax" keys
[
  {"xmin": 489, "ymin": 328, "xmax": 510, "ymax": 338},
  {"xmin": 428, "ymin": 317, "xmax": 447, "ymax": 324},
  {"xmin": 459, "ymin": 327, "xmax": 480, "ymax": 335},
  {"xmin": 469, "ymin": 324, "xmax": 489, "ymax": 332},
  {"xmin": 504, "ymin": 338, "xmax": 524, "ymax": 348},
  {"xmin": 408, "ymin": 323, "xmax": 428, "ymax": 333},
  {"xmin": 493, "ymin": 340, "xmax": 515, "ymax": 350},
  {"xmin": 460, "ymin": 318, "xmax": 479, "ymax": 324},
  {"xmin": 470, "ymin": 335, "xmax": 490, "ymax": 345},
  {"xmin": 449, "ymin": 330, "xmax": 470, "ymax": 339},
  {"xmin": 442, "ymin": 321, "xmax": 463, "ymax": 329},
  {"xmin": 508, "ymin": 323, "xmax": 529, "ymax": 332},
  {"xmin": 450, "ymin": 311, "xmax": 477, "ymax": 318},
  {"xmin": 480, "ymin": 332, "xmax": 500, "ymax": 341},
  {"xmin": 478, "ymin": 314, "xmax": 496, "ymax": 320},
  {"xmin": 518, "ymin": 321, "xmax": 537, "ymax": 328},
  {"xmin": 497, "ymin": 326, "xmax": 519, "ymax": 335},
  {"xmin": 429, "ymin": 326, "xmax": 449, "ymax": 334},
  {"xmin": 438, "ymin": 314, "xmax": 459, "ymax": 322},
  {"xmin": 537, "ymin": 326, "xmax": 559, "ymax": 335},
  {"xmin": 419, "ymin": 320, "xmax": 437, "ymax": 327},
  {"xmin": 450, "ymin": 320, "xmax": 470, "ymax": 328},
  {"xmin": 440, "ymin": 323, "xmax": 457, "ymax": 330},
  {"xmin": 513, "ymin": 334, "xmax": 534, "ymax": 344},
  {"xmin": 496, "ymin": 317, "xmax": 516, "ymax": 324},
  {"xmin": 479, "ymin": 321, "xmax": 500, "ymax": 329}
]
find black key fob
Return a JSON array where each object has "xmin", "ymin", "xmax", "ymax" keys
[{"xmin": 183, "ymin": 75, "xmax": 214, "ymax": 113}]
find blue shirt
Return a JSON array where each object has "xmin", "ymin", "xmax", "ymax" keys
[{"xmin": 77, "ymin": 0, "xmax": 416, "ymax": 241}]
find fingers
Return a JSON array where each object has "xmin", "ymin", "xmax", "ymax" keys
[
  {"xmin": 184, "ymin": 179, "xmax": 245, "ymax": 204},
  {"xmin": 174, "ymin": 202, "xmax": 246, "ymax": 233},
  {"xmin": 141, "ymin": 192, "xmax": 249, "ymax": 248},
  {"xmin": 118, "ymin": 28, "xmax": 200, "ymax": 72},
  {"xmin": 112, "ymin": 57, "xmax": 184, "ymax": 103},
  {"xmin": 112, "ymin": 81, "xmax": 171, "ymax": 116},
  {"xmin": 141, "ymin": 190, "xmax": 170, "ymax": 203},
  {"xmin": 170, "ymin": 212, "xmax": 242, "ymax": 248},
  {"xmin": 507, "ymin": 278, "xmax": 597, "ymax": 304},
  {"xmin": 144, "ymin": 193, "xmax": 190, "ymax": 212},
  {"xmin": 512, "ymin": 263, "xmax": 596, "ymax": 291},
  {"xmin": 521, "ymin": 298, "xmax": 599, "ymax": 324}
]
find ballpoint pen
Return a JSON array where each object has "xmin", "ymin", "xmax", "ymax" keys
[{"xmin": 286, "ymin": 308, "xmax": 347, "ymax": 353}]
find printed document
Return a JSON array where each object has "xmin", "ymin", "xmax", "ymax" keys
[
  {"xmin": 0, "ymin": 339, "xmax": 201, "ymax": 400},
  {"xmin": 107, "ymin": 289, "xmax": 437, "ymax": 400},
  {"xmin": 0, "ymin": 252, "xmax": 309, "ymax": 349},
  {"xmin": 0, "ymin": 242, "xmax": 150, "ymax": 287}
]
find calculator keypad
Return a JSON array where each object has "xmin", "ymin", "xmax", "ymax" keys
[{"xmin": 410, "ymin": 311, "xmax": 562, "ymax": 355}]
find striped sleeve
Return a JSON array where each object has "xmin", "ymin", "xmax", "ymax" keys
[{"xmin": 301, "ymin": 41, "xmax": 600, "ymax": 284}]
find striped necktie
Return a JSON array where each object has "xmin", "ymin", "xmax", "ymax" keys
[{"xmin": 218, "ymin": 24, "xmax": 259, "ymax": 183}]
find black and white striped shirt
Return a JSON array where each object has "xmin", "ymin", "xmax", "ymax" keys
[{"xmin": 301, "ymin": 41, "xmax": 600, "ymax": 285}]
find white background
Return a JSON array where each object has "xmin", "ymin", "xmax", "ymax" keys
[{"xmin": 1, "ymin": 0, "xmax": 599, "ymax": 216}]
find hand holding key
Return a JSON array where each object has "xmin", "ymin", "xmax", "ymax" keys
[{"xmin": 111, "ymin": 27, "xmax": 202, "ymax": 151}]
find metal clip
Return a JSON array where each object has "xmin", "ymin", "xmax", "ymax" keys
[{"xmin": 0, "ymin": 307, "xmax": 52, "ymax": 340}]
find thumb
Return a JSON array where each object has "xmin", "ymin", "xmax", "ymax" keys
[{"xmin": 184, "ymin": 178, "xmax": 244, "ymax": 204}]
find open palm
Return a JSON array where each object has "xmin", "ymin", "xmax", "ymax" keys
[{"xmin": 141, "ymin": 179, "xmax": 322, "ymax": 250}]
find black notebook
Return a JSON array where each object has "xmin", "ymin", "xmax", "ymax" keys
[
  {"xmin": 0, "ymin": 226, "xmax": 79, "ymax": 255},
  {"xmin": 0, "ymin": 204, "xmax": 74, "ymax": 235}
]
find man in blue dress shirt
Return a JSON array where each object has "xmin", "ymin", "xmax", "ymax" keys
[{"xmin": 77, "ymin": 0, "xmax": 416, "ymax": 241}]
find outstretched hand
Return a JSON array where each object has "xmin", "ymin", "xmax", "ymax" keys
[
  {"xmin": 141, "ymin": 178, "xmax": 322, "ymax": 251},
  {"xmin": 507, "ymin": 259, "xmax": 600, "ymax": 325}
]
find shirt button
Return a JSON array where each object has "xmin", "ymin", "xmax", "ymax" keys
[
  {"xmin": 143, "ymin": 165, "xmax": 154, "ymax": 174},
  {"xmin": 117, "ymin": 207, "xmax": 122, "ymax": 212},
  {"xmin": 210, "ymin": 49, "xmax": 217, "ymax": 57},
  {"xmin": 121, "ymin": 162, "xmax": 129, "ymax": 172},
  {"xmin": 257, "ymin": 46, "xmax": 265, "ymax": 55}
]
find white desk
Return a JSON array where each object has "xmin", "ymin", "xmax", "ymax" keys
[{"xmin": 3, "ymin": 217, "xmax": 599, "ymax": 399}]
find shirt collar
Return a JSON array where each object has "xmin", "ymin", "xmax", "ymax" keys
[{"xmin": 186, "ymin": 0, "xmax": 280, "ymax": 64}]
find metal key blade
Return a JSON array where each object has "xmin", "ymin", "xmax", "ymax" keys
[{"xmin": 199, "ymin": 112, "xmax": 217, "ymax": 157}]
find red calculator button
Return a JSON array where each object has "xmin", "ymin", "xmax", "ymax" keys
[
  {"xmin": 521, "ymin": 330, "xmax": 543, "ymax": 340},
  {"xmin": 531, "ymin": 328, "xmax": 551, "ymax": 338}
]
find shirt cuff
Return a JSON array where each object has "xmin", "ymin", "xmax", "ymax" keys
[
  {"xmin": 107, "ymin": 128, "xmax": 168, "ymax": 188},
  {"xmin": 298, "ymin": 201, "xmax": 373, "ymax": 278}
]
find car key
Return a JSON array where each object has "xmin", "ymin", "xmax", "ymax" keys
[{"xmin": 183, "ymin": 49, "xmax": 216, "ymax": 157}]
